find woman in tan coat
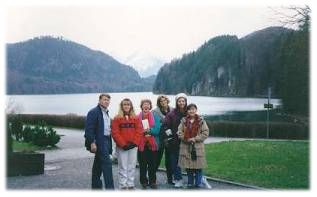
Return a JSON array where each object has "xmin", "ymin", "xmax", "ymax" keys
[{"xmin": 177, "ymin": 103, "xmax": 209, "ymax": 188}]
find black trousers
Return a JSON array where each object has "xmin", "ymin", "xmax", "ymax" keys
[
  {"xmin": 138, "ymin": 146, "xmax": 158, "ymax": 185},
  {"xmin": 91, "ymin": 136, "xmax": 114, "ymax": 189}
]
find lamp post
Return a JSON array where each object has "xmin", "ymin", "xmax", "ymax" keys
[{"xmin": 264, "ymin": 87, "xmax": 273, "ymax": 139}]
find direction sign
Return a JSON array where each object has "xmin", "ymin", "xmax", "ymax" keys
[{"xmin": 264, "ymin": 103, "xmax": 273, "ymax": 109}]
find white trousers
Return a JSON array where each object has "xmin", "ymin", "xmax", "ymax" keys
[
  {"xmin": 116, "ymin": 147, "xmax": 137, "ymax": 188},
  {"xmin": 112, "ymin": 138, "xmax": 117, "ymax": 158}
]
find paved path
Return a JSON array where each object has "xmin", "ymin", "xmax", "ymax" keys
[{"xmin": 7, "ymin": 128, "xmax": 253, "ymax": 190}]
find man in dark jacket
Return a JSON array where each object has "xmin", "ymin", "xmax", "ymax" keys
[{"xmin": 84, "ymin": 93, "xmax": 114, "ymax": 189}]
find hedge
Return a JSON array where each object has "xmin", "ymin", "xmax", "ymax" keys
[
  {"xmin": 7, "ymin": 114, "xmax": 309, "ymax": 140},
  {"xmin": 206, "ymin": 120, "xmax": 309, "ymax": 140},
  {"xmin": 7, "ymin": 114, "xmax": 85, "ymax": 129}
]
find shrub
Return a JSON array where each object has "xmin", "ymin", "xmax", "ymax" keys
[
  {"xmin": 32, "ymin": 124, "xmax": 49, "ymax": 146},
  {"xmin": 22, "ymin": 125, "xmax": 33, "ymax": 142},
  {"xmin": 7, "ymin": 121, "xmax": 13, "ymax": 154},
  {"xmin": 46, "ymin": 126, "xmax": 61, "ymax": 146},
  {"xmin": 8, "ymin": 116, "xmax": 62, "ymax": 147},
  {"xmin": 10, "ymin": 117, "xmax": 23, "ymax": 141},
  {"xmin": 31, "ymin": 121, "xmax": 60, "ymax": 147}
]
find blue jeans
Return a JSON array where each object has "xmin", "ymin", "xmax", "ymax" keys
[
  {"xmin": 168, "ymin": 149, "xmax": 182, "ymax": 181},
  {"xmin": 92, "ymin": 136, "xmax": 114, "ymax": 189},
  {"xmin": 186, "ymin": 169, "xmax": 202, "ymax": 186}
]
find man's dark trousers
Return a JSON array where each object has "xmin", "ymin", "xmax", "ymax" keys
[{"xmin": 92, "ymin": 136, "xmax": 114, "ymax": 189}]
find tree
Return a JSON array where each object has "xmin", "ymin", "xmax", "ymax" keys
[
  {"xmin": 271, "ymin": 5, "xmax": 310, "ymax": 31},
  {"xmin": 276, "ymin": 6, "xmax": 310, "ymax": 115}
]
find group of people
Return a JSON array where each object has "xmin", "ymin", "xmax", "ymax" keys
[{"xmin": 84, "ymin": 93, "xmax": 210, "ymax": 190}]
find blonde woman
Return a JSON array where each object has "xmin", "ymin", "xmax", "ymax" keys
[{"xmin": 112, "ymin": 98, "xmax": 142, "ymax": 189}]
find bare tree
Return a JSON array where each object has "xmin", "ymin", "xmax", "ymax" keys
[
  {"xmin": 269, "ymin": 5, "xmax": 311, "ymax": 30},
  {"xmin": 5, "ymin": 98, "xmax": 24, "ymax": 114}
]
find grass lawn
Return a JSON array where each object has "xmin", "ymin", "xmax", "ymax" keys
[
  {"xmin": 12, "ymin": 140, "xmax": 41, "ymax": 152},
  {"xmin": 160, "ymin": 140, "xmax": 309, "ymax": 189},
  {"xmin": 12, "ymin": 140, "xmax": 57, "ymax": 152}
]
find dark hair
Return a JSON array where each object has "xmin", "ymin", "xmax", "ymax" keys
[
  {"xmin": 156, "ymin": 95, "xmax": 170, "ymax": 109},
  {"xmin": 176, "ymin": 97, "xmax": 187, "ymax": 110},
  {"xmin": 99, "ymin": 93, "xmax": 111, "ymax": 100},
  {"xmin": 186, "ymin": 103, "xmax": 197, "ymax": 111},
  {"xmin": 140, "ymin": 99, "xmax": 152, "ymax": 110}
]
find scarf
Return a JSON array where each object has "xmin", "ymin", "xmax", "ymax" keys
[
  {"xmin": 138, "ymin": 112, "xmax": 155, "ymax": 128},
  {"xmin": 137, "ymin": 112, "xmax": 157, "ymax": 151},
  {"xmin": 184, "ymin": 114, "xmax": 201, "ymax": 142}
]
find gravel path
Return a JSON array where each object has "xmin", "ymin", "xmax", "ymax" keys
[{"xmin": 7, "ymin": 128, "xmax": 254, "ymax": 190}]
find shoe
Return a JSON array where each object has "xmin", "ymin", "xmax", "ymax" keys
[
  {"xmin": 201, "ymin": 176, "xmax": 212, "ymax": 189},
  {"xmin": 120, "ymin": 187, "xmax": 128, "ymax": 190},
  {"xmin": 167, "ymin": 179, "xmax": 175, "ymax": 185},
  {"xmin": 186, "ymin": 184, "xmax": 195, "ymax": 189},
  {"xmin": 141, "ymin": 184, "xmax": 147, "ymax": 189},
  {"xmin": 128, "ymin": 186, "xmax": 135, "ymax": 190},
  {"xmin": 150, "ymin": 183, "xmax": 157, "ymax": 189},
  {"xmin": 174, "ymin": 180, "xmax": 183, "ymax": 188}
]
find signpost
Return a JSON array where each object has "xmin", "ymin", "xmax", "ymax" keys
[{"xmin": 264, "ymin": 87, "xmax": 273, "ymax": 139}]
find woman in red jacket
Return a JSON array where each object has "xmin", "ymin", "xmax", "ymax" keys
[{"xmin": 112, "ymin": 98, "xmax": 142, "ymax": 189}]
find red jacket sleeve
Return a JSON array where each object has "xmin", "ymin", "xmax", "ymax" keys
[
  {"xmin": 132, "ymin": 117, "xmax": 143, "ymax": 146},
  {"xmin": 111, "ymin": 118, "xmax": 127, "ymax": 148}
]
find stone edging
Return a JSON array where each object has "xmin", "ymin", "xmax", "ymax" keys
[
  {"xmin": 115, "ymin": 159, "xmax": 267, "ymax": 190},
  {"xmin": 156, "ymin": 167, "xmax": 268, "ymax": 190}
]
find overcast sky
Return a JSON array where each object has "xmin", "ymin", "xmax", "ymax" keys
[{"xmin": 5, "ymin": 3, "xmax": 299, "ymax": 76}]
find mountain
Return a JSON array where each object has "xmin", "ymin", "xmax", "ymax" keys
[
  {"xmin": 142, "ymin": 75, "xmax": 157, "ymax": 89},
  {"xmin": 153, "ymin": 26, "xmax": 293, "ymax": 98},
  {"xmin": 6, "ymin": 36, "xmax": 153, "ymax": 94},
  {"xmin": 120, "ymin": 51, "xmax": 167, "ymax": 77}
]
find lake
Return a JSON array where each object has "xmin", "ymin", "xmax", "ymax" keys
[{"xmin": 6, "ymin": 92, "xmax": 280, "ymax": 117}]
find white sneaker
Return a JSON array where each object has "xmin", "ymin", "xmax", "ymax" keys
[
  {"xmin": 174, "ymin": 180, "xmax": 183, "ymax": 188},
  {"xmin": 201, "ymin": 176, "xmax": 212, "ymax": 189}
]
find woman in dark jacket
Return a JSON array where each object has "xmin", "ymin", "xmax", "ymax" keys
[
  {"xmin": 161, "ymin": 93, "xmax": 187, "ymax": 188},
  {"xmin": 152, "ymin": 95, "xmax": 174, "ymax": 184}
]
